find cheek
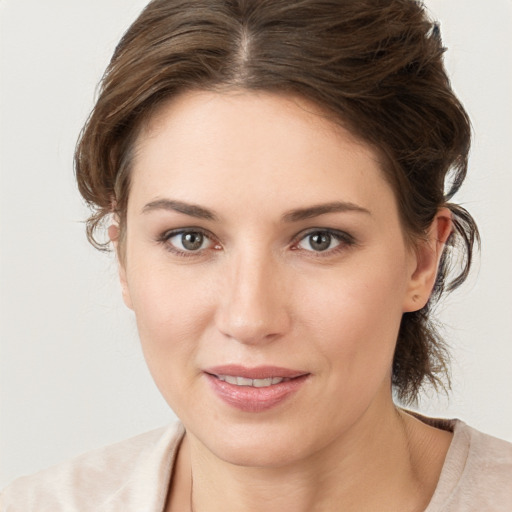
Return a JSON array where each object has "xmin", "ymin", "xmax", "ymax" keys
[
  {"xmin": 125, "ymin": 265, "xmax": 217, "ymax": 412},
  {"xmin": 299, "ymin": 257, "xmax": 408, "ymax": 370},
  {"xmin": 295, "ymin": 268, "xmax": 406, "ymax": 420},
  {"xmin": 126, "ymin": 263, "xmax": 214, "ymax": 361}
]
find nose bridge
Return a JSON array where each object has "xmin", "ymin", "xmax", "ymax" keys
[{"xmin": 215, "ymin": 245, "xmax": 289, "ymax": 344}]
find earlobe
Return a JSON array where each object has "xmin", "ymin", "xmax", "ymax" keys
[
  {"xmin": 108, "ymin": 224, "xmax": 120, "ymax": 244},
  {"xmin": 108, "ymin": 223, "xmax": 134, "ymax": 311},
  {"xmin": 403, "ymin": 208, "xmax": 453, "ymax": 312}
]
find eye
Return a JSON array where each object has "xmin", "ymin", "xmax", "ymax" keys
[
  {"xmin": 294, "ymin": 229, "xmax": 354, "ymax": 254},
  {"xmin": 161, "ymin": 229, "xmax": 218, "ymax": 254},
  {"xmin": 298, "ymin": 231, "xmax": 340, "ymax": 252}
]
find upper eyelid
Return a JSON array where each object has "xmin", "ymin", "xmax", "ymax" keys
[
  {"xmin": 160, "ymin": 226, "xmax": 215, "ymax": 240},
  {"xmin": 292, "ymin": 227, "xmax": 355, "ymax": 243},
  {"xmin": 159, "ymin": 226, "xmax": 352, "ymax": 238}
]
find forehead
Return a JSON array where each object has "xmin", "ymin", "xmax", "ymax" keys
[{"xmin": 129, "ymin": 90, "xmax": 395, "ymax": 218}]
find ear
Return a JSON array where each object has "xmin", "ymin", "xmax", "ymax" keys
[
  {"xmin": 108, "ymin": 223, "xmax": 134, "ymax": 311},
  {"xmin": 403, "ymin": 208, "xmax": 453, "ymax": 312}
]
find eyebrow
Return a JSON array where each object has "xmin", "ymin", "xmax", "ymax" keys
[
  {"xmin": 142, "ymin": 199, "xmax": 218, "ymax": 221},
  {"xmin": 281, "ymin": 201, "xmax": 371, "ymax": 222},
  {"xmin": 141, "ymin": 198, "xmax": 370, "ymax": 222}
]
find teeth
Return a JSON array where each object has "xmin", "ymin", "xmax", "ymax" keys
[
  {"xmin": 236, "ymin": 377, "xmax": 253, "ymax": 386},
  {"xmin": 217, "ymin": 375, "xmax": 286, "ymax": 387},
  {"xmin": 253, "ymin": 378, "xmax": 273, "ymax": 387}
]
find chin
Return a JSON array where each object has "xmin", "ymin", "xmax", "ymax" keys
[
  {"xmin": 212, "ymin": 439, "xmax": 304, "ymax": 469},
  {"xmin": 188, "ymin": 418, "xmax": 324, "ymax": 469}
]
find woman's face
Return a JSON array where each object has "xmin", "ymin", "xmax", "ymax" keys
[{"xmin": 119, "ymin": 90, "xmax": 428, "ymax": 467}]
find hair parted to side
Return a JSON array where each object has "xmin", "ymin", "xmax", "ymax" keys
[{"xmin": 75, "ymin": 0, "xmax": 479, "ymax": 404}]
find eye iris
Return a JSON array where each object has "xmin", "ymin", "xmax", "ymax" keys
[
  {"xmin": 182, "ymin": 232, "xmax": 204, "ymax": 251},
  {"xmin": 309, "ymin": 232, "xmax": 331, "ymax": 251}
]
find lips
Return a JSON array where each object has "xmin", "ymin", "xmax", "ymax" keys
[{"xmin": 204, "ymin": 365, "xmax": 309, "ymax": 412}]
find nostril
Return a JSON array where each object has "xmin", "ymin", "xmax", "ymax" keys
[{"xmin": 215, "ymin": 309, "xmax": 289, "ymax": 345}]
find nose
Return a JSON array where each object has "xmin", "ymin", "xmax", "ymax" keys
[{"xmin": 214, "ymin": 250, "xmax": 292, "ymax": 345}]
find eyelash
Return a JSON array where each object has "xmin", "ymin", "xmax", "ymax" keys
[
  {"xmin": 157, "ymin": 227, "xmax": 356, "ymax": 258},
  {"xmin": 291, "ymin": 228, "xmax": 356, "ymax": 256},
  {"xmin": 157, "ymin": 228, "xmax": 220, "ymax": 258}
]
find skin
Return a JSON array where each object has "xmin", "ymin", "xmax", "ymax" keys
[{"xmin": 112, "ymin": 90, "xmax": 453, "ymax": 512}]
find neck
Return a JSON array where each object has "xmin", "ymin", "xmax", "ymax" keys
[{"xmin": 174, "ymin": 400, "xmax": 451, "ymax": 512}]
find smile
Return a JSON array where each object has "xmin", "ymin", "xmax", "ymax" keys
[
  {"xmin": 215, "ymin": 375, "xmax": 289, "ymax": 387},
  {"xmin": 204, "ymin": 365, "xmax": 310, "ymax": 412}
]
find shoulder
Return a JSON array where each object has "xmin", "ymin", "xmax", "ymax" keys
[
  {"xmin": 427, "ymin": 420, "xmax": 512, "ymax": 511},
  {"xmin": 0, "ymin": 422, "xmax": 184, "ymax": 512},
  {"xmin": 460, "ymin": 423, "xmax": 512, "ymax": 492}
]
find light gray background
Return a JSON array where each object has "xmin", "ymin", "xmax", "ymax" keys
[{"xmin": 1, "ymin": 0, "xmax": 511, "ymax": 487}]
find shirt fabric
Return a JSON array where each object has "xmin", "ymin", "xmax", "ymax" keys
[{"xmin": 2, "ymin": 416, "xmax": 512, "ymax": 511}]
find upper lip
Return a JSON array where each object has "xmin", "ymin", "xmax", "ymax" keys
[{"xmin": 204, "ymin": 365, "xmax": 309, "ymax": 380}]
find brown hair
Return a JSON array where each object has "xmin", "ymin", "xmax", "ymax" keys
[{"xmin": 75, "ymin": 0, "xmax": 479, "ymax": 404}]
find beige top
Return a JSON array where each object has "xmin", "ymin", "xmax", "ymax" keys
[{"xmin": 2, "ymin": 417, "xmax": 512, "ymax": 511}]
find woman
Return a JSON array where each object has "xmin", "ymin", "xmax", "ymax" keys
[{"xmin": 2, "ymin": 0, "xmax": 511, "ymax": 510}]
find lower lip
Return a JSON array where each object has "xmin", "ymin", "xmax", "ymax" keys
[{"xmin": 205, "ymin": 374, "xmax": 309, "ymax": 412}]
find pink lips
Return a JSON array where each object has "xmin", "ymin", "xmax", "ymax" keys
[{"xmin": 204, "ymin": 365, "xmax": 310, "ymax": 412}]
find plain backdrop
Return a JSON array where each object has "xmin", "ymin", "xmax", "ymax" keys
[{"xmin": 1, "ymin": 0, "xmax": 511, "ymax": 488}]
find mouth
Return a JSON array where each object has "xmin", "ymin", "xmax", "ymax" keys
[
  {"xmin": 204, "ymin": 365, "xmax": 310, "ymax": 412},
  {"xmin": 214, "ymin": 375, "xmax": 293, "ymax": 387}
]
